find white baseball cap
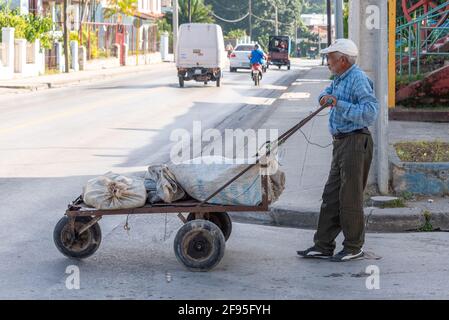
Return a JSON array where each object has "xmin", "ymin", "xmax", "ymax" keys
[{"xmin": 321, "ymin": 38, "xmax": 359, "ymax": 56}]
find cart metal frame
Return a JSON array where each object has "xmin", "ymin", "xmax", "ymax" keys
[{"xmin": 65, "ymin": 174, "xmax": 270, "ymax": 218}]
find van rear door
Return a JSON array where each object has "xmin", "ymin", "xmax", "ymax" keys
[{"xmin": 177, "ymin": 24, "xmax": 220, "ymax": 68}]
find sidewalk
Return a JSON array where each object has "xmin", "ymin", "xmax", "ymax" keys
[
  {"xmin": 230, "ymin": 62, "xmax": 449, "ymax": 232},
  {"xmin": 0, "ymin": 54, "xmax": 174, "ymax": 93}
]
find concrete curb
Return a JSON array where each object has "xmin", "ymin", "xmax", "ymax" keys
[
  {"xmin": 389, "ymin": 145, "xmax": 449, "ymax": 196},
  {"xmin": 389, "ymin": 108, "xmax": 449, "ymax": 122},
  {"xmin": 0, "ymin": 83, "xmax": 50, "ymax": 90},
  {"xmin": 229, "ymin": 205, "xmax": 449, "ymax": 233},
  {"xmin": 0, "ymin": 62, "xmax": 173, "ymax": 92}
]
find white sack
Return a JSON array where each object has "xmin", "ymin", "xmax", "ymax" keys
[
  {"xmin": 168, "ymin": 156, "xmax": 285, "ymax": 206},
  {"xmin": 83, "ymin": 172, "xmax": 147, "ymax": 210}
]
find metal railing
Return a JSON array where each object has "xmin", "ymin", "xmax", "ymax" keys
[
  {"xmin": 80, "ymin": 22, "xmax": 131, "ymax": 59},
  {"xmin": 396, "ymin": 1, "xmax": 449, "ymax": 77},
  {"xmin": 48, "ymin": 21, "xmax": 160, "ymax": 61}
]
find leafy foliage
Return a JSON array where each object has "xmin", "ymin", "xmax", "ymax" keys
[
  {"xmin": 0, "ymin": 8, "xmax": 53, "ymax": 48},
  {"xmin": 163, "ymin": 0, "xmax": 214, "ymax": 26},
  {"xmin": 158, "ymin": 0, "xmax": 214, "ymax": 53},
  {"xmin": 70, "ymin": 30, "xmax": 99, "ymax": 59},
  {"xmin": 204, "ymin": 0, "xmax": 302, "ymax": 50},
  {"xmin": 24, "ymin": 13, "xmax": 54, "ymax": 48},
  {"xmin": 179, "ymin": 0, "xmax": 214, "ymax": 24},
  {"xmin": 0, "ymin": 8, "xmax": 27, "ymax": 39},
  {"xmin": 301, "ymin": 0, "xmax": 326, "ymax": 14},
  {"xmin": 225, "ymin": 28, "xmax": 246, "ymax": 40},
  {"xmin": 103, "ymin": 0, "xmax": 138, "ymax": 20}
]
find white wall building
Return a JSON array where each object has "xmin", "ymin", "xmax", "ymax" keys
[
  {"xmin": 138, "ymin": 0, "xmax": 162, "ymax": 15},
  {"xmin": 300, "ymin": 13, "xmax": 336, "ymax": 48},
  {"xmin": 301, "ymin": 13, "xmax": 335, "ymax": 27}
]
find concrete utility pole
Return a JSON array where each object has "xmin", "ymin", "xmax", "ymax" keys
[
  {"xmin": 188, "ymin": 0, "xmax": 192, "ymax": 23},
  {"xmin": 173, "ymin": 0, "xmax": 179, "ymax": 62},
  {"xmin": 249, "ymin": 0, "xmax": 252, "ymax": 40},
  {"xmin": 63, "ymin": 0, "xmax": 69, "ymax": 73},
  {"xmin": 335, "ymin": 0, "xmax": 344, "ymax": 39},
  {"xmin": 388, "ymin": 0, "xmax": 396, "ymax": 108},
  {"xmin": 326, "ymin": 0, "xmax": 332, "ymax": 46},
  {"xmin": 295, "ymin": 20, "xmax": 298, "ymax": 56},
  {"xmin": 136, "ymin": 18, "xmax": 140, "ymax": 65},
  {"xmin": 275, "ymin": 5, "xmax": 279, "ymax": 36},
  {"xmin": 349, "ymin": 0, "xmax": 389, "ymax": 194}
]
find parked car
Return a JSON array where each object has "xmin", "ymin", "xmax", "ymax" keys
[
  {"xmin": 176, "ymin": 23, "xmax": 226, "ymax": 87},
  {"xmin": 229, "ymin": 44, "xmax": 267, "ymax": 73}
]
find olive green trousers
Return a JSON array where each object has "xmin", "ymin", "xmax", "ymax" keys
[{"xmin": 313, "ymin": 132, "xmax": 374, "ymax": 254}]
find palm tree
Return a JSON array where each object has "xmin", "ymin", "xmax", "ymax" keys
[
  {"xmin": 103, "ymin": 0, "xmax": 138, "ymax": 21},
  {"xmin": 167, "ymin": 0, "xmax": 214, "ymax": 25}
]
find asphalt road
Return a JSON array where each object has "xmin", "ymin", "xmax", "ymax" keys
[
  {"xmin": 0, "ymin": 61, "xmax": 300, "ymax": 298},
  {"xmin": 1, "ymin": 60, "xmax": 448, "ymax": 299}
]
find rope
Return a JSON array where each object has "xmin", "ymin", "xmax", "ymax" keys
[
  {"xmin": 299, "ymin": 127, "xmax": 332, "ymax": 148},
  {"xmin": 196, "ymin": 104, "xmax": 330, "ymax": 207}
]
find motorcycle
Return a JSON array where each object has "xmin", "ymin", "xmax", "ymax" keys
[{"xmin": 251, "ymin": 63, "xmax": 263, "ymax": 86}]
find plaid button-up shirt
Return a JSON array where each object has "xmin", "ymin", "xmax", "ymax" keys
[{"xmin": 318, "ymin": 64, "xmax": 379, "ymax": 136}]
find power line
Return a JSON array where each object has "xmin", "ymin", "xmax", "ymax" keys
[
  {"xmin": 252, "ymin": 13, "xmax": 276, "ymax": 24},
  {"xmin": 211, "ymin": 11, "xmax": 250, "ymax": 23},
  {"xmin": 252, "ymin": 13, "xmax": 295, "ymax": 27},
  {"xmin": 208, "ymin": 0, "xmax": 248, "ymax": 13}
]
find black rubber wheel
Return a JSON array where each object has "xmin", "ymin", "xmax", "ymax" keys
[
  {"xmin": 174, "ymin": 220, "xmax": 225, "ymax": 271},
  {"xmin": 204, "ymin": 81, "xmax": 208, "ymax": 85},
  {"xmin": 187, "ymin": 212, "xmax": 232, "ymax": 241},
  {"xmin": 179, "ymin": 76, "xmax": 185, "ymax": 88},
  {"xmin": 53, "ymin": 216, "xmax": 102, "ymax": 259}
]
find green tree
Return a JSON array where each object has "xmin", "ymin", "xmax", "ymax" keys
[
  {"xmin": 225, "ymin": 28, "xmax": 246, "ymax": 40},
  {"xmin": 205, "ymin": 0, "xmax": 303, "ymax": 47},
  {"xmin": 24, "ymin": 14, "xmax": 53, "ymax": 44},
  {"xmin": 0, "ymin": 9, "xmax": 53, "ymax": 48},
  {"xmin": 158, "ymin": 0, "xmax": 214, "ymax": 53},
  {"xmin": 301, "ymin": 0, "xmax": 326, "ymax": 14},
  {"xmin": 103, "ymin": 0, "xmax": 137, "ymax": 21},
  {"xmin": 343, "ymin": 0, "xmax": 348, "ymax": 38},
  {"xmin": 179, "ymin": 0, "xmax": 214, "ymax": 24},
  {"xmin": 0, "ymin": 8, "xmax": 27, "ymax": 40},
  {"xmin": 257, "ymin": 33, "xmax": 269, "ymax": 51},
  {"xmin": 157, "ymin": 16, "xmax": 173, "ymax": 52},
  {"xmin": 163, "ymin": 0, "xmax": 214, "ymax": 26}
]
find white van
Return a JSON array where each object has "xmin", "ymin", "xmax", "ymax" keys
[{"xmin": 176, "ymin": 23, "xmax": 226, "ymax": 87}]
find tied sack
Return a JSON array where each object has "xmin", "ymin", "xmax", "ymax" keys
[
  {"xmin": 168, "ymin": 156, "xmax": 285, "ymax": 206},
  {"xmin": 83, "ymin": 172, "xmax": 147, "ymax": 210},
  {"xmin": 145, "ymin": 165, "xmax": 185, "ymax": 203}
]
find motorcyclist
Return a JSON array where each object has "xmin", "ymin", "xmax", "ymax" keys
[{"xmin": 249, "ymin": 44, "xmax": 267, "ymax": 79}]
